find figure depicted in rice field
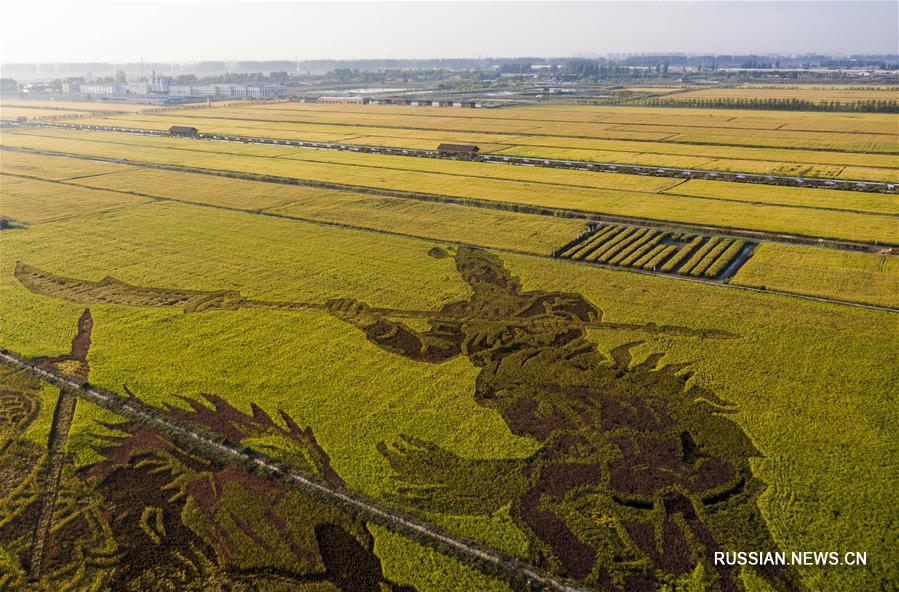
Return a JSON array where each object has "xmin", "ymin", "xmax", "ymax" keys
[
  {"xmin": 13, "ymin": 255, "xmax": 799, "ymax": 591},
  {"xmin": 0, "ymin": 310, "xmax": 414, "ymax": 592},
  {"xmin": 80, "ymin": 389, "xmax": 416, "ymax": 592},
  {"xmin": 324, "ymin": 247, "xmax": 802, "ymax": 592}
]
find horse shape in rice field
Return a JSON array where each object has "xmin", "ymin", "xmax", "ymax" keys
[{"xmin": 324, "ymin": 247, "xmax": 803, "ymax": 592}]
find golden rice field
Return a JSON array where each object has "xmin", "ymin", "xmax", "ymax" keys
[
  {"xmin": 3, "ymin": 149, "xmax": 896, "ymax": 310},
  {"xmin": 244, "ymin": 101, "xmax": 897, "ymax": 131},
  {"xmin": 0, "ymin": 173, "xmax": 150, "ymax": 223},
  {"xmin": 76, "ymin": 110, "xmax": 899, "ymax": 164},
  {"xmin": 2, "ymin": 96, "xmax": 898, "ymax": 592},
  {"xmin": 3, "ymin": 168, "xmax": 585, "ymax": 256},
  {"xmin": 838, "ymin": 166, "xmax": 899, "ymax": 182},
  {"xmin": 621, "ymin": 86, "xmax": 690, "ymax": 93},
  {"xmin": 663, "ymin": 179, "xmax": 899, "ymax": 215},
  {"xmin": 59, "ymin": 165, "xmax": 587, "ymax": 253},
  {"xmin": 1, "ymin": 98, "xmax": 155, "ymax": 114},
  {"xmin": 659, "ymin": 86, "xmax": 899, "ymax": 103},
  {"xmin": 0, "ymin": 149, "xmax": 137, "ymax": 179},
  {"xmin": 741, "ymin": 84, "xmax": 899, "ymax": 90},
  {"xmin": 732, "ymin": 243, "xmax": 899, "ymax": 308},
  {"xmin": 1, "ymin": 192, "xmax": 896, "ymax": 591},
  {"xmin": 92, "ymin": 102, "xmax": 899, "ymax": 151},
  {"xmin": 1, "ymin": 106, "xmax": 96, "ymax": 120},
  {"xmin": 3, "ymin": 127, "xmax": 897, "ymax": 245},
  {"xmin": 40, "ymin": 99, "xmax": 897, "ymax": 182}
]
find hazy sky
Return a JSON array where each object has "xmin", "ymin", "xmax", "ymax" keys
[{"xmin": 2, "ymin": 1, "xmax": 896, "ymax": 63}]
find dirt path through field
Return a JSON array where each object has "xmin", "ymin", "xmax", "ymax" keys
[
  {"xmin": 26, "ymin": 309, "xmax": 92, "ymax": 579},
  {"xmin": 27, "ymin": 390, "xmax": 76, "ymax": 579}
]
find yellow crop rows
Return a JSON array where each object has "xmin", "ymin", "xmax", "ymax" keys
[
  {"xmin": 1, "ymin": 174, "xmax": 150, "ymax": 223},
  {"xmin": 3, "ymin": 128, "xmax": 896, "ymax": 245},
  {"xmin": 733, "ymin": 243, "xmax": 899, "ymax": 308},
  {"xmin": 30, "ymin": 99, "xmax": 895, "ymax": 183},
  {"xmin": 661, "ymin": 86, "xmax": 899, "ymax": 103}
]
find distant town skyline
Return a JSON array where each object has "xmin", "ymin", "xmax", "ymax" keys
[{"xmin": 2, "ymin": 1, "xmax": 897, "ymax": 64}]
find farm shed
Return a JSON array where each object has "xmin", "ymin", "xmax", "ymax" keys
[
  {"xmin": 437, "ymin": 143, "xmax": 480, "ymax": 154},
  {"xmin": 169, "ymin": 125, "xmax": 199, "ymax": 136}
]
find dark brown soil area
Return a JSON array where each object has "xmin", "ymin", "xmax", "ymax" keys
[{"xmin": 315, "ymin": 523, "xmax": 383, "ymax": 592}]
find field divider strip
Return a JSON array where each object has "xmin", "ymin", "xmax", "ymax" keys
[
  {"xmin": 490, "ymin": 144, "xmax": 899, "ymax": 173},
  {"xmin": 0, "ymin": 351, "xmax": 590, "ymax": 592},
  {"xmin": 59, "ymin": 169, "xmax": 140, "ymax": 182}
]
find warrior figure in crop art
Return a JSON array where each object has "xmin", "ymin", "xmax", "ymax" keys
[
  {"xmin": 13, "ymin": 254, "xmax": 802, "ymax": 590},
  {"xmin": 325, "ymin": 247, "xmax": 803, "ymax": 592}
]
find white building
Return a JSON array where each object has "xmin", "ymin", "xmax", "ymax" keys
[
  {"xmin": 68, "ymin": 79, "xmax": 287, "ymax": 100},
  {"xmin": 246, "ymin": 85, "xmax": 288, "ymax": 98},
  {"xmin": 77, "ymin": 83, "xmax": 129, "ymax": 96}
]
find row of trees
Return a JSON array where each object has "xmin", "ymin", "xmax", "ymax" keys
[{"xmin": 638, "ymin": 97, "xmax": 899, "ymax": 113}]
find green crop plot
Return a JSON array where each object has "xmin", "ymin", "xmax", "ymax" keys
[{"xmin": 558, "ymin": 223, "xmax": 751, "ymax": 279}]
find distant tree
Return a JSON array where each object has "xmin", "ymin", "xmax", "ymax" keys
[
  {"xmin": 0, "ymin": 78, "xmax": 18, "ymax": 92},
  {"xmin": 115, "ymin": 69, "xmax": 127, "ymax": 83}
]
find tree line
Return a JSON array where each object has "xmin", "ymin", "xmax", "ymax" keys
[{"xmin": 636, "ymin": 97, "xmax": 899, "ymax": 113}]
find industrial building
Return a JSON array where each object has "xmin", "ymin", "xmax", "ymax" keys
[
  {"xmin": 76, "ymin": 83, "xmax": 130, "ymax": 96},
  {"xmin": 168, "ymin": 84, "xmax": 288, "ymax": 98},
  {"xmin": 65, "ymin": 72, "xmax": 287, "ymax": 100}
]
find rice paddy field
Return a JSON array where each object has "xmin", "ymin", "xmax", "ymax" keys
[
  {"xmin": 3, "ymin": 127, "xmax": 898, "ymax": 245},
  {"xmin": 732, "ymin": 243, "xmax": 899, "ymax": 309},
  {"xmin": 14, "ymin": 99, "xmax": 897, "ymax": 182},
  {"xmin": 657, "ymin": 85, "xmax": 899, "ymax": 104},
  {"xmin": 1, "ymin": 93, "xmax": 897, "ymax": 592}
]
